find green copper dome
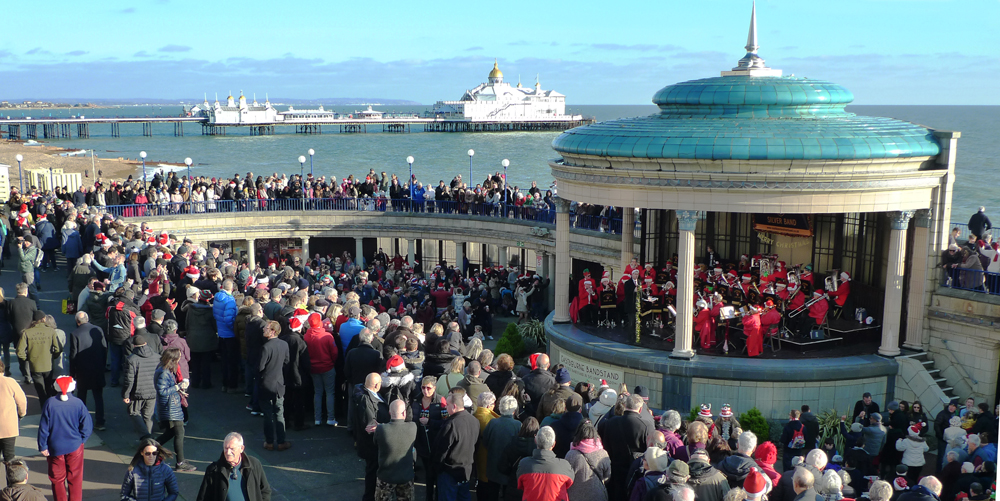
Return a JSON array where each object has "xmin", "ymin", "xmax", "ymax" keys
[{"xmin": 553, "ymin": 75, "xmax": 941, "ymax": 161}]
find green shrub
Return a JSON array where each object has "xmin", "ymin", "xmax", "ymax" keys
[
  {"xmin": 518, "ymin": 319, "xmax": 546, "ymax": 347},
  {"xmin": 689, "ymin": 406, "xmax": 701, "ymax": 424},
  {"xmin": 495, "ymin": 323, "xmax": 525, "ymax": 359},
  {"xmin": 738, "ymin": 407, "xmax": 771, "ymax": 445}
]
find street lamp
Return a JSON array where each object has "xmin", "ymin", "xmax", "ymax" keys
[
  {"xmin": 140, "ymin": 151, "xmax": 147, "ymax": 190},
  {"xmin": 308, "ymin": 148, "xmax": 315, "ymax": 176},
  {"xmin": 15, "ymin": 154, "xmax": 22, "ymax": 192},
  {"xmin": 184, "ymin": 157, "xmax": 192, "ymax": 183},
  {"xmin": 501, "ymin": 158, "xmax": 509, "ymax": 217},
  {"xmin": 467, "ymin": 149, "xmax": 475, "ymax": 183},
  {"xmin": 406, "ymin": 155, "xmax": 414, "ymax": 209},
  {"xmin": 298, "ymin": 155, "xmax": 306, "ymax": 179}
]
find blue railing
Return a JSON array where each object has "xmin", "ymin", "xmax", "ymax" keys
[
  {"xmin": 941, "ymin": 267, "xmax": 1000, "ymax": 295},
  {"xmin": 101, "ymin": 198, "xmax": 573, "ymax": 227},
  {"xmin": 949, "ymin": 221, "xmax": 994, "ymax": 240}
]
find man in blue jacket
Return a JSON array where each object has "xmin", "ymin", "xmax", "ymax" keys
[
  {"xmin": 214, "ymin": 279, "xmax": 239, "ymax": 393},
  {"xmin": 34, "ymin": 214, "xmax": 60, "ymax": 272},
  {"xmin": 38, "ymin": 375, "xmax": 93, "ymax": 501}
]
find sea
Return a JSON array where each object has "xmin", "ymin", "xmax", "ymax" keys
[{"xmin": 7, "ymin": 104, "xmax": 997, "ymax": 222}]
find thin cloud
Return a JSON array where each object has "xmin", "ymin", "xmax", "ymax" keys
[
  {"xmin": 121, "ymin": 7, "xmax": 136, "ymax": 13},
  {"xmin": 465, "ymin": 46, "xmax": 483, "ymax": 51},
  {"xmin": 590, "ymin": 43, "xmax": 682, "ymax": 52},
  {"xmin": 133, "ymin": 51, "xmax": 151, "ymax": 57},
  {"xmin": 26, "ymin": 47, "xmax": 51, "ymax": 56},
  {"xmin": 158, "ymin": 45, "xmax": 191, "ymax": 53},
  {"xmin": 0, "ymin": 50, "xmax": 12, "ymax": 60},
  {"xmin": 65, "ymin": 50, "xmax": 88, "ymax": 56}
]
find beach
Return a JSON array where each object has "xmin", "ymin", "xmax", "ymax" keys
[{"xmin": 0, "ymin": 140, "xmax": 141, "ymax": 191}]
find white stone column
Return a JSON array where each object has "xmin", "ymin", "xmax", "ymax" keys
[
  {"xmin": 553, "ymin": 198, "xmax": 572, "ymax": 323},
  {"xmin": 672, "ymin": 210, "xmax": 698, "ymax": 359},
  {"xmin": 904, "ymin": 210, "xmax": 931, "ymax": 350},
  {"xmin": 407, "ymin": 239, "xmax": 415, "ymax": 267},
  {"xmin": 498, "ymin": 245, "xmax": 508, "ymax": 268},
  {"xmin": 355, "ymin": 237, "xmax": 364, "ymax": 269},
  {"xmin": 880, "ymin": 210, "xmax": 914, "ymax": 357},
  {"xmin": 246, "ymin": 238, "xmax": 256, "ymax": 270},
  {"xmin": 621, "ymin": 207, "xmax": 635, "ymax": 274},
  {"xmin": 455, "ymin": 241, "xmax": 465, "ymax": 278},
  {"xmin": 301, "ymin": 237, "xmax": 310, "ymax": 262}
]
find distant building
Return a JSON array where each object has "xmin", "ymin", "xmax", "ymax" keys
[
  {"xmin": 192, "ymin": 92, "xmax": 279, "ymax": 125},
  {"xmin": 431, "ymin": 61, "xmax": 580, "ymax": 122}
]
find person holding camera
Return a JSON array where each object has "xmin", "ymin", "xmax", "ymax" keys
[{"xmin": 15, "ymin": 235, "xmax": 41, "ymax": 300}]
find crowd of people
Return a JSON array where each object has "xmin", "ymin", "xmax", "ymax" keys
[
  {"xmin": 0, "ymin": 182, "xmax": 996, "ymax": 501},
  {"xmin": 941, "ymin": 207, "xmax": 998, "ymax": 293}
]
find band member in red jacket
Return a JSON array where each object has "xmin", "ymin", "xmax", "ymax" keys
[
  {"xmin": 695, "ymin": 300, "xmax": 715, "ymax": 349},
  {"xmin": 743, "ymin": 306, "xmax": 763, "ymax": 357}
]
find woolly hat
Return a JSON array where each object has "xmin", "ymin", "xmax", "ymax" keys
[
  {"xmin": 887, "ymin": 400, "xmax": 900, "ymax": 411},
  {"xmin": 386, "ymin": 354, "xmax": 405, "ymax": 372},
  {"xmin": 720, "ymin": 404, "xmax": 733, "ymax": 418},
  {"xmin": 32, "ymin": 310, "xmax": 46, "ymax": 322},
  {"xmin": 744, "ymin": 468, "xmax": 768, "ymax": 499},
  {"xmin": 908, "ymin": 422, "xmax": 923, "ymax": 437},
  {"xmin": 666, "ymin": 458, "xmax": 689, "ymax": 478},
  {"xmin": 289, "ymin": 317, "xmax": 303, "ymax": 332},
  {"xmin": 634, "ymin": 386, "xmax": 649, "ymax": 400},
  {"xmin": 850, "ymin": 422, "xmax": 863, "ymax": 433},
  {"xmin": 307, "ymin": 312, "xmax": 323, "ymax": 329},
  {"xmin": 753, "ymin": 441, "xmax": 777, "ymax": 466},
  {"xmin": 698, "ymin": 403, "xmax": 713, "ymax": 418},
  {"xmin": 644, "ymin": 447, "xmax": 669, "ymax": 472},
  {"xmin": 598, "ymin": 389, "xmax": 618, "ymax": 406},
  {"xmin": 555, "ymin": 368, "xmax": 571, "ymax": 385},
  {"xmin": 54, "ymin": 376, "xmax": 76, "ymax": 401},
  {"xmin": 198, "ymin": 289, "xmax": 213, "ymax": 302}
]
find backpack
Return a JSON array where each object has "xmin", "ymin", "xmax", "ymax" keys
[
  {"xmin": 32, "ymin": 247, "xmax": 43, "ymax": 268},
  {"xmin": 788, "ymin": 422, "xmax": 806, "ymax": 449}
]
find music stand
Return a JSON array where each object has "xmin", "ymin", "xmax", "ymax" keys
[{"xmin": 717, "ymin": 306, "xmax": 739, "ymax": 354}]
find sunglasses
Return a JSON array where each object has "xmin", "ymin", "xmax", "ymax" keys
[{"xmin": 143, "ymin": 451, "xmax": 158, "ymax": 457}]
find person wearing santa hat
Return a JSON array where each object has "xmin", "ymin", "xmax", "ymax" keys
[
  {"xmin": 695, "ymin": 300, "xmax": 715, "ymax": 350},
  {"xmin": 895, "ymin": 422, "xmax": 929, "ymax": 485},
  {"xmin": 743, "ymin": 467, "xmax": 770, "ymax": 501},
  {"xmin": 826, "ymin": 271, "xmax": 852, "ymax": 316},
  {"xmin": 743, "ymin": 305, "xmax": 763, "ymax": 357},
  {"xmin": 38, "ymin": 375, "xmax": 93, "ymax": 501},
  {"xmin": 279, "ymin": 312, "xmax": 311, "ymax": 432}
]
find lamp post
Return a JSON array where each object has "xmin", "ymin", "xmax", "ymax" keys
[
  {"xmin": 501, "ymin": 158, "xmax": 509, "ymax": 217},
  {"xmin": 467, "ymin": 149, "xmax": 474, "ymax": 184},
  {"xmin": 406, "ymin": 155, "xmax": 414, "ymax": 210},
  {"xmin": 298, "ymin": 155, "xmax": 306, "ymax": 179},
  {"xmin": 140, "ymin": 151, "xmax": 147, "ymax": 190},
  {"xmin": 15, "ymin": 154, "xmax": 22, "ymax": 192},
  {"xmin": 308, "ymin": 148, "xmax": 315, "ymax": 177},
  {"xmin": 49, "ymin": 166, "xmax": 54, "ymax": 193},
  {"xmin": 184, "ymin": 157, "xmax": 192, "ymax": 183}
]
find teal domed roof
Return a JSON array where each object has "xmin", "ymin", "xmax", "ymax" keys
[{"xmin": 553, "ymin": 74, "xmax": 940, "ymax": 161}]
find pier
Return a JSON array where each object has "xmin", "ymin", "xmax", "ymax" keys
[{"xmin": 1, "ymin": 115, "xmax": 593, "ymax": 139}]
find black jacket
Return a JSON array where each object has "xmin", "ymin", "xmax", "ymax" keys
[
  {"xmin": 800, "ymin": 411, "xmax": 820, "ymax": 450},
  {"xmin": 7, "ymin": 296, "xmax": 38, "ymax": 336},
  {"xmin": 277, "ymin": 332, "xmax": 308, "ymax": 389},
  {"xmin": 122, "ymin": 344, "xmax": 158, "ymax": 400},
  {"xmin": 350, "ymin": 385, "xmax": 389, "ymax": 459},
  {"xmin": 715, "ymin": 452, "xmax": 757, "ymax": 488},
  {"xmin": 522, "ymin": 368, "xmax": 556, "ymax": 416},
  {"xmin": 245, "ymin": 316, "xmax": 267, "ymax": 366},
  {"xmin": 344, "ymin": 342, "xmax": 384, "ymax": 388},
  {"xmin": 106, "ymin": 297, "xmax": 139, "ymax": 346},
  {"xmin": 195, "ymin": 453, "xmax": 271, "ymax": 501},
  {"xmin": 550, "ymin": 411, "xmax": 585, "ymax": 458},
  {"xmin": 431, "ymin": 409, "xmax": 479, "ymax": 482},
  {"xmin": 69, "ymin": 322, "xmax": 107, "ymax": 389},
  {"xmin": 411, "ymin": 396, "xmax": 447, "ymax": 458},
  {"xmin": 968, "ymin": 211, "xmax": 992, "ymax": 236},
  {"xmin": 258, "ymin": 337, "xmax": 289, "ymax": 398},
  {"xmin": 599, "ymin": 410, "xmax": 653, "ymax": 498},
  {"xmin": 484, "ymin": 369, "xmax": 519, "ymax": 398}
]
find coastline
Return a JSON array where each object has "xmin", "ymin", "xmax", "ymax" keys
[{"xmin": 0, "ymin": 140, "xmax": 141, "ymax": 191}]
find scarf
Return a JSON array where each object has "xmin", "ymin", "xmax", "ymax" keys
[{"xmin": 570, "ymin": 438, "xmax": 604, "ymax": 455}]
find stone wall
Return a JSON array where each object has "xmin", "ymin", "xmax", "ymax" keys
[
  {"xmin": 690, "ymin": 377, "xmax": 889, "ymax": 421},
  {"xmin": 926, "ymin": 290, "xmax": 1000, "ymax": 404}
]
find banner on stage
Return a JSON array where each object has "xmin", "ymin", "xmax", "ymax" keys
[
  {"xmin": 752, "ymin": 214, "xmax": 814, "ymax": 237},
  {"xmin": 559, "ymin": 352, "xmax": 624, "ymax": 386}
]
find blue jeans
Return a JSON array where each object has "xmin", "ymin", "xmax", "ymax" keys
[
  {"xmin": 262, "ymin": 394, "xmax": 286, "ymax": 445},
  {"xmin": 109, "ymin": 343, "xmax": 123, "ymax": 385},
  {"xmin": 311, "ymin": 369, "xmax": 336, "ymax": 422},
  {"xmin": 436, "ymin": 472, "xmax": 471, "ymax": 501}
]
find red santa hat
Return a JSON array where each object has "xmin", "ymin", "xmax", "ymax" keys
[
  {"xmin": 742, "ymin": 274, "xmax": 751, "ymax": 281},
  {"xmin": 307, "ymin": 312, "xmax": 323, "ymax": 329},
  {"xmin": 813, "ymin": 290, "xmax": 823, "ymax": 297},
  {"xmin": 146, "ymin": 236, "xmax": 156, "ymax": 244},
  {"xmin": 665, "ymin": 261, "xmax": 673, "ymax": 266},
  {"xmin": 602, "ymin": 270, "xmax": 611, "ymax": 280},
  {"xmin": 893, "ymin": 477, "xmax": 908, "ymax": 491},
  {"xmin": 698, "ymin": 403, "xmax": 712, "ymax": 418},
  {"xmin": 529, "ymin": 353, "xmax": 541, "ymax": 370},
  {"xmin": 158, "ymin": 234, "xmax": 170, "ymax": 246},
  {"xmin": 289, "ymin": 317, "xmax": 303, "ymax": 332},
  {"xmin": 908, "ymin": 422, "xmax": 923, "ymax": 437},
  {"xmin": 720, "ymin": 404, "xmax": 734, "ymax": 418},
  {"xmin": 664, "ymin": 281, "xmax": 675, "ymax": 289},
  {"xmin": 36, "ymin": 213, "xmax": 46, "ymax": 220},
  {"xmin": 776, "ymin": 282, "xmax": 787, "ymax": 289},
  {"xmin": 185, "ymin": 266, "xmax": 200, "ymax": 279},
  {"xmin": 644, "ymin": 263, "xmax": 653, "ymax": 269},
  {"xmin": 744, "ymin": 468, "xmax": 768, "ymax": 500},
  {"xmin": 386, "ymin": 354, "xmax": 405, "ymax": 373},
  {"xmin": 54, "ymin": 376, "xmax": 76, "ymax": 401},
  {"xmin": 644, "ymin": 277, "xmax": 653, "ymax": 283},
  {"xmin": 294, "ymin": 308, "xmax": 310, "ymax": 325},
  {"xmin": 840, "ymin": 271, "xmax": 851, "ymax": 281}
]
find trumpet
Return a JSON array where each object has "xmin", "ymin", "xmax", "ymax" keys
[{"xmin": 788, "ymin": 293, "xmax": 828, "ymax": 317}]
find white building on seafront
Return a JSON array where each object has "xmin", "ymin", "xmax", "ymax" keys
[
  {"xmin": 191, "ymin": 92, "xmax": 279, "ymax": 125},
  {"xmin": 431, "ymin": 60, "xmax": 581, "ymax": 122}
]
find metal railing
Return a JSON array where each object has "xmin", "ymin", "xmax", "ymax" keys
[
  {"xmin": 942, "ymin": 267, "xmax": 1000, "ymax": 295},
  {"xmin": 949, "ymin": 222, "xmax": 994, "ymax": 239}
]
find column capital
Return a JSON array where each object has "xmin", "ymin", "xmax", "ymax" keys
[
  {"xmin": 553, "ymin": 196, "xmax": 571, "ymax": 213},
  {"xmin": 677, "ymin": 210, "xmax": 699, "ymax": 232},
  {"xmin": 889, "ymin": 210, "xmax": 915, "ymax": 230},
  {"xmin": 913, "ymin": 209, "xmax": 931, "ymax": 228}
]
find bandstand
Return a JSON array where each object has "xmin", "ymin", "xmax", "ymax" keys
[{"xmin": 544, "ymin": 7, "xmax": 961, "ymax": 419}]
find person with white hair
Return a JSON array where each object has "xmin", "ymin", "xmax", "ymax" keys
[
  {"xmin": 943, "ymin": 416, "xmax": 969, "ymax": 465},
  {"xmin": 896, "ymin": 476, "xmax": 943, "ymax": 501},
  {"xmin": 658, "ymin": 409, "xmax": 685, "ymax": 458},
  {"xmin": 867, "ymin": 480, "xmax": 893, "ymax": 501},
  {"xmin": 482, "ymin": 395, "xmax": 523, "ymax": 497},
  {"xmin": 968, "ymin": 206, "xmax": 992, "ymax": 240},
  {"xmin": 196, "ymin": 432, "xmax": 271, "ymax": 500},
  {"xmin": 818, "ymin": 469, "xmax": 846, "ymax": 501},
  {"xmin": 718, "ymin": 431, "xmax": 759, "ymax": 488},
  {"xmin": 516, "ymin": 426, "xmax": 575, "ymax": 501}
]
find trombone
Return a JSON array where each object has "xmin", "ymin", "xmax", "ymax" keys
[{"xmin": 788, "ymin": 293, "xmax": 828, "ymax": 318}]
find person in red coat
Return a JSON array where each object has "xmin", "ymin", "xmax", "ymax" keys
[
  {"xmin": 808, "ymin": 291, "xmax": 829, "ymax": 327},
  {"xmin": 641, "ymin": 263, "xmax": 656, "ymax": 284},
  {"xmin": 743, "ymin": 307, "xmax": 763, "ymax": 357},
  {"xmin": 623, "ymin": 257, "xmax": 640, "ymax": 278},
  {"xmin": 577, "ymin": 269, "xmax": 594, "ymax": 300},
  {"xmin": 695, "ymin": 300, "xmax": 714, "ymax": 349},
  {"xmin": 760, "ymin": 299, "xmax": 782, "ymax": 336},
  {"xmin": 827, "ymin": 271, "xmax": 851, "ymax": 307},
  {"xmin": 787, "ymin": 288, "xmax": 805, "ymax": 313}
]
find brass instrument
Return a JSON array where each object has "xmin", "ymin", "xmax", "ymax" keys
[
  {"xmin": 825, "ymin": 269, "xmax": 840, "ymax": 292},
  {"xmin": 788, "ymin": 293, "xmax": 828, "ymax": 318}
]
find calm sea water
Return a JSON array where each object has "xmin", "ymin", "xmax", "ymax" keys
[{"xmin": 12, "ymin": 104, "xmax": 997, "ymax": 221}]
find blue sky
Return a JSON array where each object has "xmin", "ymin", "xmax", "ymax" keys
[{"xmin": 1, "ymin": 0, "xmax": 996, "ymax": 104}]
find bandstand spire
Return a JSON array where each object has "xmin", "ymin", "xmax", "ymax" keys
[{"xmin": 721, "ymin": 1, "xmax": 782, "ymax": 77}]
